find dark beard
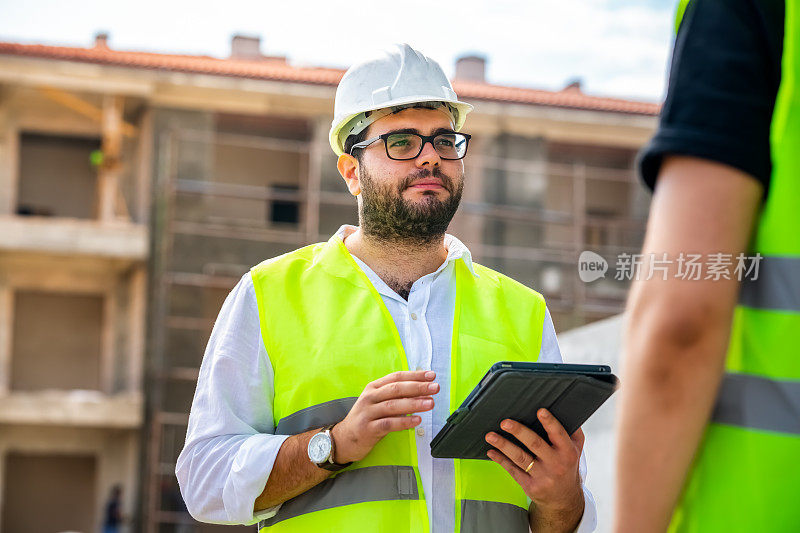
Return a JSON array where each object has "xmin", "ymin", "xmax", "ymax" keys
[{"xmin": 359, "ymin": 166, "xmax": 464, "ymax": 247}]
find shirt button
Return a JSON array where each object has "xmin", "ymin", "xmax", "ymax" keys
[
  {"xmin": 410, "ymin": 313, "xmax": 418, "ymax": 320},
  {"xmin": 416, "ymin": 428, "xmax": 425, "ymax": 437}
]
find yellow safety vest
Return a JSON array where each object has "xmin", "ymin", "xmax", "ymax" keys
[
  {"xmin": 670, "ymin": 1, "xmax": 800, "ymax": 531},
  {"xmin": 251, "ymin": 234, "xmax": 547, "ymax": 532}
]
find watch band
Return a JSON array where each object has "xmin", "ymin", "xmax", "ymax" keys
[{"xmin": 318, "ymin": 424, "xmax": 352, "ymax": 472}]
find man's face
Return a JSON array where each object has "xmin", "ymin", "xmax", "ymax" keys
[{"xmin": 355, "ymin": 107, "xmax": 465, "ymax": 244}]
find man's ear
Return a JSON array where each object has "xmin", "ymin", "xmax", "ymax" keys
[{"xmin": 337, "ymin": 154, "xmax": 361, "ymax": 196}]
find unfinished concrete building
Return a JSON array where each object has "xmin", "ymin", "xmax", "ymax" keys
[
  {"xmin": 0, "ymin": 60, "xmax": 147, "ymax": 532},
  {"xmin": 0, "ymin": 34, "xmax": 658, "ymax": 532}
]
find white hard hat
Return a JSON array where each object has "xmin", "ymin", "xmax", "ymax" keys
[{"xmin": 329, "ymin": 43, "xmax": 474, "ymax": 156}]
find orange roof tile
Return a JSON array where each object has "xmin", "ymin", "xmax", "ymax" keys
[
  {"xmin": 452, "ymin": 80, "xmax": 660, "ymax": 115},
  {"xmin": 0, "ymin": 41, "xmax": 660, "ymax": 116}
]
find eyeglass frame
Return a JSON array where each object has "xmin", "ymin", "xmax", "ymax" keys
[{"xmin": 349, "ymin": 130, "xmax": 472, "ymax": 160}]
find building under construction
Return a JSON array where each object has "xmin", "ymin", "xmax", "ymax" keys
[{"xmin": 0, "ymin": 34, "xmax": 658, "ymax": 532}]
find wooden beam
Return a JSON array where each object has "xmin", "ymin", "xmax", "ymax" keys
[
  {"xmin": 96, "ymin": 95, "xmax": 127, "ymax": 222},
  {"xmin": 37, "ymin": 87, "xmax": 138, "ymax": 137}
]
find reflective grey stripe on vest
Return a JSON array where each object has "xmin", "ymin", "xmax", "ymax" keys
[
  {"xmin": 275, "ymin": 397, "xmax": 357, "ymax": 435},
  {"xmin": 460, "ymin": 500, "xmax": 529, "ymax": 533},
  {"xmin": 711, "ymin": 373, "xmax": 800, "ymax": 434},
  {"xmin": 738, "ymin": 256, "xmax": 800, "ymax": 313},
  {"xmin": 257, "ymin": 465, "xmax": 419, "ymax": 528}
]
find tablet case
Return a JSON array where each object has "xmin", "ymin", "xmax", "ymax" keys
[{"xmin": 430, "ymin": 363, "xmax": 618, "ymax": 459}]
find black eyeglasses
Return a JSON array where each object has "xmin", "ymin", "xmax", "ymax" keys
[{"xmin": 350, "ymin": 131, "xmax": 471, "ymax": 160}]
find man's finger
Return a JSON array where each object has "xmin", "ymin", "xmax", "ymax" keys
[
  {"xmin": 369, "ymin": 415, "xmax": 422, "ymax": 434},
  {"xmin": 537, "ymin": 409, "xmax": 571, "ymax": 450},
  {"xmin": 371, "ymin": 370, "xmax": 436, "ymax": 389},
  {"xmin": 487, "ymin": 449, "xmax": 529, "ymax": 488},
  {"xmin": 370, "ymin": 396, "xmax": 434, "ymax": 418},
  {"xmin": 370, "ymin": 380, "xmax": 439, "ymax": 402},
  {"xmin": 499, "ymin": 419, "xmax": 557, "ymax": 464},
  {"xmin": 485, "ymin": 432, "xmax": 535, "ymax": 472},
  {"xmin": 571, "ymin": 427, "xmax": 585, "ymax": 452}
]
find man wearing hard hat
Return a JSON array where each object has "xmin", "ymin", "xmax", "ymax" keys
[{"xmin": 177, "ymin": 44, "xmax": 597, "ymax": 532}]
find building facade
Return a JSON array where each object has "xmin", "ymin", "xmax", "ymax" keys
[{"xmin": 0, "ymin": 34, "xmax": 657, "ymax": 532}]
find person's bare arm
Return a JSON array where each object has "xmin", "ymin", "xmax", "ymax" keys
[
  {"xmin": 255, "ymin": 370, "xmax": 438, "ymax": 512},
  {"xmin": 254, "ymin": 428, "xmax": 332, "ymax": 511},
  {"xmin": 613, "ymin": 156, "xmax": 763, "ymax": 532}
]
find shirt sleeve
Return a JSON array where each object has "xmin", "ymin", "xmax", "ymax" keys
[
  {"xmin": 638, "ymin": 0, "xmax": 784, "ymax": 193},
  {"xmin": 175, "ymin": 272, "xmax": 289, "ymax": 525},
  {"xmin": 536, "ymin": 308, "xmax": 598, "ymax": 533}
]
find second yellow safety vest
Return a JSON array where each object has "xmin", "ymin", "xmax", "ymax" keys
[{"xmin": 669, "ymin": 1, "xmax": 800, "ymax": 531}]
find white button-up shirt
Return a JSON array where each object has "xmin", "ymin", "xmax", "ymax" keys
[{"xmin": 176, "ymin": 225, "xmax": 597, "ymax": 532}]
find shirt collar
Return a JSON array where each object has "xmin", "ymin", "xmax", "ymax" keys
[{"xmin": 334, "ymin": 224, "xmax": 478, "ymax": 278}]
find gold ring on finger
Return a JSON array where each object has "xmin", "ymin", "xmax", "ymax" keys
[{"xmin": 525, "ymin": 458, "xmax": 535, "ymax": 473}]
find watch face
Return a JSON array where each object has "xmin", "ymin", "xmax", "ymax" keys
[{"xmin": 308, "ymin": 432, "xmax": 332, "ymax": 463}]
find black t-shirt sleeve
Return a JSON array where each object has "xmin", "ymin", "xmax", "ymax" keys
[{"xmin": 638, "ymin": 0, "xmax": 784, "ymax": 193}]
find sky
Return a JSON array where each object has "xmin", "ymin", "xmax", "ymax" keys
[{"xmin": 0, "ymin": 0, "xmax": 676, "ymax": 102}]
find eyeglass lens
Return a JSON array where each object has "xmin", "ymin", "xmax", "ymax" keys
[{"xmin": 385, "ymin": 133, "xmax": 468, "ymax": 160}]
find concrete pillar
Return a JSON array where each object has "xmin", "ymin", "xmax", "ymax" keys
[
  {"xmin": 102, "ymin": 290, "xmax": 117, "ymax": 395},
  {"xmin": 128, "ymin": 267, "xmax": 146, "ymax": 394},
  {"xmin": 304, "ymin": 116, "xmax": 328, "ymax": 242},
  {"xmin": 135, "ymin": 108, "xmax": 153, "ymax": 226},
  {"xmin": 572, "ymin": 162, "xmax": 587, "ymax": 325},
  {"xmin": 0, "ymin": 102, "xmax": 19, "ymax": 217},
  {"xmin": 0, "ymin": 286, "xmax": 11, "ymax": 395}
]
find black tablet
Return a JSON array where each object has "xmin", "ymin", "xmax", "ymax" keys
[{"xmin": 430, "ymin": 361, "xmax": 619, "ymax": 459}]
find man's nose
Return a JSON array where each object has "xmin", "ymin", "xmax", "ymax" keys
[{"xmin": 415, "ymin": 139, "xmax": 441, "ymax": 167}]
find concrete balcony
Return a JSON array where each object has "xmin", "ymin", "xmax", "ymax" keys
[
  {"xmin": 0, "ymin": 390, "xmax": 143, "ymax": 429},
  {"xmin": 0, "ymin": 215, "xmax": 148, "ymax": 263}
]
